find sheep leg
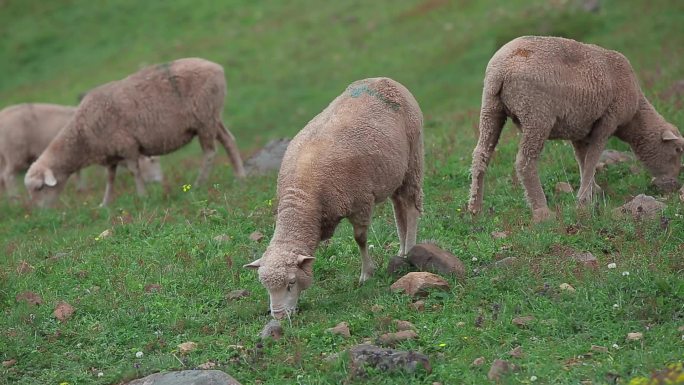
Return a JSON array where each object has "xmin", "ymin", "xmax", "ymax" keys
[
  {"xmin": 216, "ymin": 122, "xmax": 246, "ymax": 178},
  {"xmin": 468, "ymin": 103, "xmax": 506, "ymax": 215},
  {"xmin": 125, "ymin": 159, "xmax": 147, "ymax": 197},
  {"xmin": 516, "ymin": 129, "xmax": 552, "ymax": 222},
  {"xmin": 100, "ymin": 164, "xmax": 117, "ymax": 207},
  {"xmin": 391, "ymin": 196, "xmax": 408, "ymax": 256},
  {"xmin": 73, "ymin": 170, "xmax": 86, "ymax": 192},
  {"xmin": 575, "ymin": 137, "xmax": 611, "ymax": 206},
  {"xmin": 2, "ymin": 166, "xmax": 18, "ymax": 199},
  {"xmin": 349, "ymin": 210, "xmax": 375, "ymax": 284},
  {"xmin": 571, "ymin": 140, "xmax": 602, "ymax": 202},
  {"xmin": 405, "ymin": 202, "xmax": 420, "ymax": 255},
  {"xmin": 196, "ymin": 134, "xmax": 217, "ymax": 185}
]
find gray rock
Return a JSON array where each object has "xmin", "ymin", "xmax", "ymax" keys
[
  {"xmin": 596, "ymin": 149, "xmax": 633, "ymax": 171},
  {"xmin": 244, "ymin": 138, "xmax": 291, "ymax": 176},
  {"xmin": 615, "ymin": 194, "xmax": 666, "ymax": 220},
  {"xmin": 494, "ymin": 256, "xmax": 518, "ymax": 268},
  {"xmin": 570, "ymin": 251, "xmax": 598, "ymax": 270},
  {"xmin": 406, "ymin": 243, "xmax": 465, "ymax": 277},
  {"xmin": 125, "ymin": 370, "xmax": 241, "ymax": 385},
  {"xmin": 348, "ymin": 344, "xmax": 431, "ymax": 377},
  {"xmin": 260, "ymin": 319, "xmax": 283, "ymax": 340},
  {"xmin": 226, "ymin": 289, "xmax": 250, "ymax": 301},
  {"xmin": 487, "ymin": 359, "xmax": 515, "ymax": 381},
  {"xmin": 386, "ymin": 256, "xmax": 413, "ymax": 277}
]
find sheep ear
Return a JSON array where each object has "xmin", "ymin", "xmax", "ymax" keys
[
  {"xmin": 297, "ymin": 255, "xmax": 315, "ymax": 268},
  {"xmin": 662, "ymin": 131, "xmax": 680, "ymax": 141},
  {"xmin": 243, "ymin": 258, "xmax": 262, "ymax": 269},
  {"xmin": 44, "ymin": 169, "xmax": 57, "ymax": 187}
]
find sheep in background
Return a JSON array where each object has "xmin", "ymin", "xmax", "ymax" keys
[
  {"xmin": 25, "ymin": 58, "xmax": 246, "ymax": 207},
  {"xmin": 0, "ymin": 103, "xmax": 163, "ymax": 199},
  {"xmin": 468, "ymin": 36, "xmax": 684, "ymax": 222},
  {"xmin": 244, "ymin": 77, "xmax": 424, "ymax": 319}
]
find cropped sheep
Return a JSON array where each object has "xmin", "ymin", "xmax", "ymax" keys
[
  {"xmin": 24, "ymin": 58, "xmax": 246, "ymax": 207},
  {"xmin": 244, "ymin": 77, "xmax": 424, "ymax": 319},
  {"xmin": 468, "ymin": 36, "xmax": 684, "ymax": 222},
  {"xmin": 0, "ymin": 103, "xmax": 163, "ymax": 199}
]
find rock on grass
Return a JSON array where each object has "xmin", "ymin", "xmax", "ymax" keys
[
  {"xmin": 390, "ymin": 272, "xmax": 450, "ymax": 297},
  {"xmin": 406, "ymin": 244, "xmax": 466, "ymax": 277},
  {"xmin": 348, "ymin": 344, "xmax": 431, "ymax": 377},
  {"xmin": 327, "ymin": 322, "xmax": 351, "ymax": 338},
  {"xmin": 488, "ymin": 359, "xmax": 515, "ymax": 381},
  {"xmin": 124, "ymin": 370, "xmax": 242, "ymax": 385},
  {"xmin": 53, "ymin": 301, "xmax": 75, "ymax": 322},
  {"xmin": 260, "ymin": 319, "xmax": 283, "ymax": 341},
  {"xmin": 615, "ymin": 194, "xmax": 666, "ymax": 220},
  {"xmin": 378, "ymin": 330, "xmax": 418, "ymax": 346}
]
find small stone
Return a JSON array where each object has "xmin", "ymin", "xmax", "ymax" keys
[
  {"xmin": 607, "ymin": 262, "xmax": 617, "ymax": 269},
  {"xmin": 16, "ymin": 291, "xmax": 42, "ymax": 306},
  {"xmin": 135, "ymin": 351, "xmax": 144, "ymax": 358},
  {"xmin": 370, "ymin": 304, "xmax": 384, "ymax": 313},
  {"xmin": 249, "ymin": 231, "xmax": 265, "ymax": 242},
  {"xmin": 559, "ymin": 283, "xmax": 576, "ymax": 292},
  {"xmin": 406, "ymin": 243, "xmax": 466, "ymax": 277},
  {"xmin": 591, "ymin": 345, "xmax": 608, "ymax": 353},
  {"xmin": 327, "ymin": 322, "xmax": 351, "ymax": 338},
  {"xmin": 432, "ymin": 382, "xmax": 443, "ymax": 385},
  {"xmin": 626, "ymin": 332, "xmax": 643, "ymax": 341},
  {"xmin": 472, "ymin": 356, "xmax": 486, "ymax": 366},
  {"xmin": 197, "ymin": 361, "xmax": 216, "ymax": 369},
  {"xmin": 615, "ymin": 194, "xmax": 666, "ymax": 220},
  {"xmin": 456, "ymin": 321, "xmax": 466, "ymax": 327},
  {"xmin": 394, "ymin": 320, "xmax": 416, "ymax": 331},
  {"xmin": 2, "ymin": 359, "xmax": 17, "ymax": 368},
  {"xmin": 243, "ymin": 138, "xmax": 291, "ymax": 176},
  {"xmin": 226, "ymin": 289, "xmax": 250, "ymax": 301},
  {"xmin": 410, "ymin": 300, "xmax": 425, "ymax": 312},
  {"xmin": 260, "ymin": 319, "xmax": 283, "ymax": 340},
  {"xmin": 124, "ymin": 370, "xmax": 242, "ymax": 385},
  {"xmin": 378, "ymin": 330, "xmax": 418, "ymax": 346},
  {"xmin": 491, "ymin": 231, "xmax": 509, "ymax": 239},
  {"xmin": 570, "ymin": 251, "xmax": 598, "ymax": 270},
  {"xmin": 16, "ymin": 260, "xmax": 34, "ymax": 274},
  {"xmin": 512, "ymin": 315, "xmax": 535, "ymax": 327},
  {"xmin": 488, "ymin": 359, "xmax": 515, "ymax": 381},
  {"xmin": 386, "ymin": 256, "xmax": 413, "ymax": 277},
  {"xmin": 678, "ymin": 325, "xmax": 684, "ymax": 332},
  {"xmin": 213, "ymin": 234, "xmax": 231, "ymax": 242},
  {"xmin": 178, "ymin": 341, "xmax": 197, "ymax": 354},
  {"xmin": 555, "ymin": 182, "xmax": 574, "ymax": 194},
  {"xmin": 53, "ymin": 301, "xmax": 75, "ymax": 322},
  {"xmin": 391, "ymin": 272, "xmax": 450, "ymax": 297},
  {"xmin": 494, "ymin": 257, "xmax": 518, "ymax": 268},
  {"xmin": 348, "ymin": 344, "xmax": 431, "ymax": 377},
  {"xmin": 509, "ymin": 346, "xmax": 524, "ymax": 358},
  {"xmin": 144, "ymin": 284, "xmax": 162, "ymax": 293}
]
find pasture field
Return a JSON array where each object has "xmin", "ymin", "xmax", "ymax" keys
[{"xmin": 1, "ymin": 0, "xmax": 683, "ymax": 384}]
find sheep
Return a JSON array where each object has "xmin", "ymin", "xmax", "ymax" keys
[
  {"xmin": 24, "ymin": 58, "xmax": 246, "ymax": 207},
  {"xmin": 244, "ymin": 77, "xmax": 424, "ymax": 319},
  {"xmin": 0, "ymin": 103, "xmax": 163, "ymax": 199},
  {"xmin": 468, "ymin": 36, "xmax": 684, "ymax": 222}
]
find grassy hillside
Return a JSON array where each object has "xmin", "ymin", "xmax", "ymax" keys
[{"xmin": 1, "ymin": 0, "xmax": 683, "ymax": 384}]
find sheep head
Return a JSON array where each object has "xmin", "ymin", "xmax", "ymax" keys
[
  {"xmin": 139, "ymin": 156, "xmax": 164, "ymax": 183},
  {"xmin": 24, "ymin": 164, "xmax": 67, "ymax": 207},
  {"xmin": 244, "ymin": 251, "xmax": 315, "ymax": 320},
  {"xmin": 640, "ymin": 125, "xmax": 684, "ymax": 192}
]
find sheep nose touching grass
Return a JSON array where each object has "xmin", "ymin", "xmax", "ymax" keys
[{"xmin": 244, "ymin": 77, "xmax": 424, "ymax": 319}]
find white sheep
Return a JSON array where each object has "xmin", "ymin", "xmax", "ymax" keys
[
  {"xmin": 244, "ymin": 77, "xmax": 424, "ymax": 319},
  {"xmin": 468, "ymin": 36, "xmax": 684, "ymax": 222},
  {"xmin": 24, "ymin": 58, "xmax": 246, "ymax": 207},
  {"xmin": 0, "ymin": 103, "xmax": 163, "ymax": 199}
]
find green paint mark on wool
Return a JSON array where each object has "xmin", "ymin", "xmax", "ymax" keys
[
  {"xmin": 349, "ymin": 84, "xmax": 400, "ymax": 111},
  {"xmin": 156, "ymin": 61, "xmax": 182, "ymax": 98}
]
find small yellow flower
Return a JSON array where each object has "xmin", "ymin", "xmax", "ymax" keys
[
  {"xmin": 182, "ymin": 184, "xmax": 192, "ymax": 192},
  {"xmin": 438, "ymin": 343, "xmax": 447, "ymax": 347},
  {"xmin": 60, "ymin": 382, "xmax": 70, "ymax": 385}
]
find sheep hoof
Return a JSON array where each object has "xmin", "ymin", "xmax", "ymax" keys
[
  {"xmin": 532, "ymin": 208, "xmax": 554, "ymax": 223},
  {"xmin": 359, "ymin": 269, "xmax": 375, "ymax": 284}
]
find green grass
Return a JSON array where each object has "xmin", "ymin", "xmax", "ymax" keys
[{"xmin": 1, "ymin": 0, "xmax": 683, "ymax": 384}]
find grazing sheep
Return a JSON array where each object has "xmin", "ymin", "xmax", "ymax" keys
[
  {"xmin": 244, "ymin": 77, "xmax": 424, "ymax": 319},
  {"xmin": 0, "ymin": 103, "xmax": 163, "ymax": 199},
  {"xmin": 24, "ymin": 58, "xmax": 246, "ymax": 207},
  {"xmin": 468, "ymin": 36, "xmax": 684, "ymax": 222}
]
